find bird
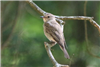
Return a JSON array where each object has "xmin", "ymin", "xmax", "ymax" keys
[{"xmin": 41, "ymin": 13, "xmax": 70, "ymax": 59}]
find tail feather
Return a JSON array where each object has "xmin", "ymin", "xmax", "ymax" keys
[
  {"xmin": 64, "ymin": 41, "xmax": 68, "ymax": 49},
  {"xmin": 59, "ymin": 45, "xmax": 70, "ymax": 59},
  {"xmin": 63, "ymin": 48, "xmax": 70, "ymax": 59}
]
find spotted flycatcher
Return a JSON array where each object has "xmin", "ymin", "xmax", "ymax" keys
[{"xmin": 41, "ymin": 13, "xmax": 70, "ymax": 59}]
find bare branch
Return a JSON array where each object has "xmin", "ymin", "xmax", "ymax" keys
[
  {"xmin": 55, "ymin": 16, "xmax": 94, "ymax": 20},
  {"xmin": 89, "ymin": 19, "xmax": 100, "ymax": 33},
  {"xmin": 44, "ymin": 42, "xmax": 69, "ymax": 67},
  {"xmin": 26, "ymin": 1, "xmax": 46, "ymax": 15}
]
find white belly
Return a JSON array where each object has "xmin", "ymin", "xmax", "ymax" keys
[{"xmin": 44, "ymin": 26, "xmax": 55, "ymax": 42}]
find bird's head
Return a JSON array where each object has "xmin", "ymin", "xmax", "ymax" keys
[{"xmin": 41, "ymin": 13, "xmax": 55, "ymax": 22}]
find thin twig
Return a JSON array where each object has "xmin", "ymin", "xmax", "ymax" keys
[{"xmin": 84, "ymin": 0, "xmax": 88, "ymax": 51}]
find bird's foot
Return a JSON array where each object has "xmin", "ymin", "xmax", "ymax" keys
[{"xmin": 48, "ymin": 41, "xmax": 56, "ymax": 47}]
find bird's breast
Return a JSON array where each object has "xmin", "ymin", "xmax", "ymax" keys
[{"xmin": 43, "ymin": 24, "xmax": 55, "ymax": 42}]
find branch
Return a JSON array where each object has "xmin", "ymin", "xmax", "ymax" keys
[
  {"xmin": 27, "ymin": 1, "xmax": 100, "ymax": 33},
  {"xmin": 44, "ymin": 42, "xmax": 69, "ymax": 67},
  {"xmin": 26, "ymin": 1, "xmax": 46, "ymax": 15}
]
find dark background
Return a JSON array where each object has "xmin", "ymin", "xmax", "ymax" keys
[{"xmin": 1, "ymin": 1, "xmax": 100, "ymax": 67}]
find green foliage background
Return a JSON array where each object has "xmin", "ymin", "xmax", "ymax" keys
[{"xmin": 1, "ymin": 1, "xmax": 100, "ymax": 67}]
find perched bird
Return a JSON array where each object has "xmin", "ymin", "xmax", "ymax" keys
[{"xmin": 41, "ymin": 13, "xmax": 70, "ymax": 59}]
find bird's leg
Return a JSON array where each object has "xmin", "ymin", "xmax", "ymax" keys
[{"xmin": 48, "ymin": 41, "xmax": 57, "ymax": 47}]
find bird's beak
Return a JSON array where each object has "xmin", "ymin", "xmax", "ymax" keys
[{"xmin": 40, "ymin": 16, "xmax": 44, "ymax": 18}]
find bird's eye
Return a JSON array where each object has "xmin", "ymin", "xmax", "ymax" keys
[{"xmin": 48, "ymin": 16, "xmax": 50, "ymax": 18}]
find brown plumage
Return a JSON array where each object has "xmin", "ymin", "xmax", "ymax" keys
[{"xmin": 41, "ymin": 13, "xmax": 70, "ymax": 59}]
